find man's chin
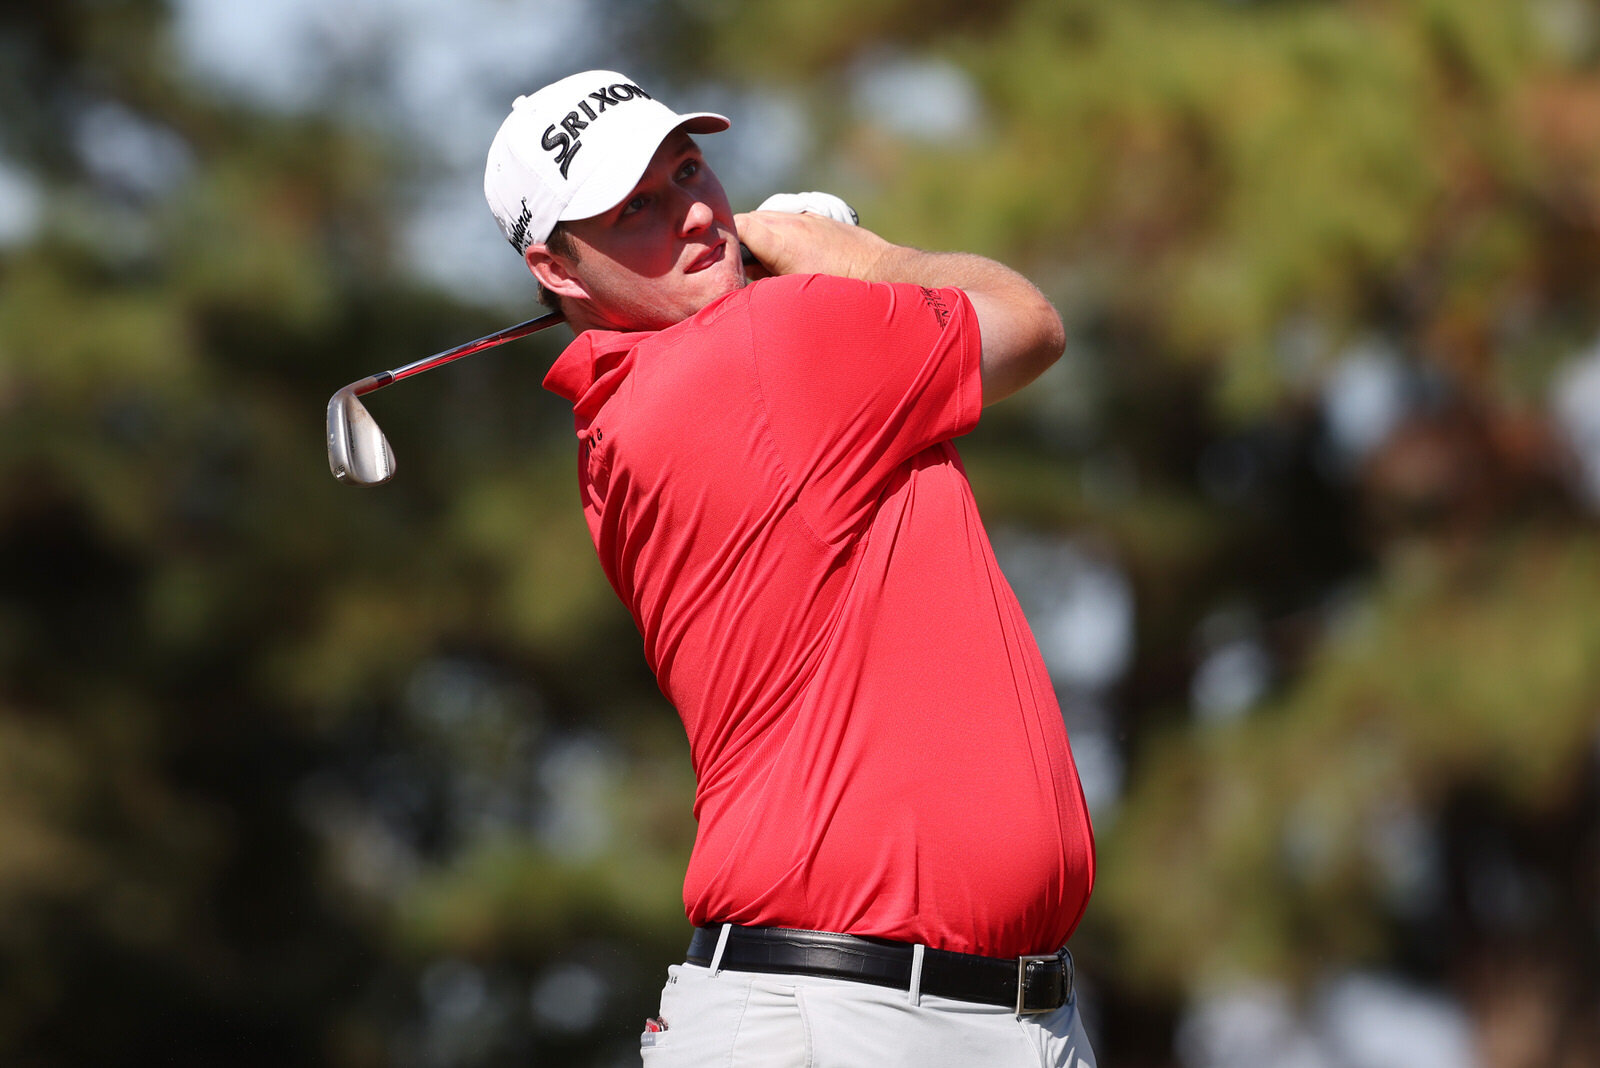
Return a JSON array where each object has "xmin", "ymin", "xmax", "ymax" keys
[{"xmin": 688, "ymin": 262, "xmax": 745, "ymax": 311}]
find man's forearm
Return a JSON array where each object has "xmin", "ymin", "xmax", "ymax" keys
[{"xmin": 858, "ymin": 243, "xmax": 1025, "ymax": 295}]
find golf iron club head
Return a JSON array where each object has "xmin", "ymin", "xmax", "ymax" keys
[
  {"xmin": 328, "ymin": 386, "xmax": 396, "ymax": 485},
  {"xmin": 325, "ymin": 310, "xmax": 565, "ymax": 487}
]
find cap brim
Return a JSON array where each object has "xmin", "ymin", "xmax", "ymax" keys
[{"xmin": 559, "ymin": 111, "xmax": 731, "ymax": 224}]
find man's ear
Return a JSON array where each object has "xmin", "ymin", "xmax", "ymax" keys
[{"xmin": 525, "ymin": 243, "xmax": 587, "ymax": 301}]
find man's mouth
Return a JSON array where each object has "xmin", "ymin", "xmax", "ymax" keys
[{"xmin": 685, "ymin": 241, "xmax": 726, "ymax": 274}]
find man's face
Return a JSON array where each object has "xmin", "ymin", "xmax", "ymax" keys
[{"xmin": 540, "ymin": 131, "xmax": 744, "ymax": 332}]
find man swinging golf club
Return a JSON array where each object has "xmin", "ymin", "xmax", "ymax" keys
[{"xmin": 485, "ymin": 69, "xmax": 1097, "ymax": 1066}]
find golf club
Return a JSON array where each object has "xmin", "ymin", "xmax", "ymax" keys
[
  {"xmin": 327, "ymin": 240, "xmax": 780, "ymax": 484},
  {"xmin": 327, "ymin": 310, "xmax": 565, "ymax": 485}
]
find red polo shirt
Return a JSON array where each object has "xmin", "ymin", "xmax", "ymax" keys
[{"xmin": 544, "ymin": 273, "xmax": 1094, "ymax": 957}]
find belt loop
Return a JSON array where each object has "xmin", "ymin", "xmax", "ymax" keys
[
  {"xmin": 907, "ymin": 944, "xmax": 926, "ymax": 1006},
  {"xmin": 708, "ymin": 923, "xmax": 733, "ymax": 977}
]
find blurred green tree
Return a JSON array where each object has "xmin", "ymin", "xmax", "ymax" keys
[{"xmin": 0, "ymin": 2, "xmax": 686, "ymax": 1065}]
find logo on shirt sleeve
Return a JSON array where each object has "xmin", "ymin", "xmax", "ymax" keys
[{"xmin": 919, "ymin": 287, "xmax": 951, "ymax": 329}]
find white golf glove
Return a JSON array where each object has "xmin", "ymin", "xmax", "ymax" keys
[{"xmin": 755, "ymin": 191, "xmax": 859, "ymax": 226}]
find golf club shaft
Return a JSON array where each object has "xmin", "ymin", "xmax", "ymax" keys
[
  {"xmin": 351, "ymin": 310, "xmax": 567, "ymax": 397},
  {"xmin": 348, "ymin": 246, "xmax": 755, "ymax": 397}
]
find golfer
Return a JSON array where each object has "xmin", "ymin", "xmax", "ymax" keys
[{"xmin": 485, "ymin": 69, "xmax": 1097, "ymax": 1067}]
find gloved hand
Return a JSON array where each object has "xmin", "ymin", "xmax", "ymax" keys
[{"xmin": 754, "ymin": 191, "xmax": 859, "ymax": 226}]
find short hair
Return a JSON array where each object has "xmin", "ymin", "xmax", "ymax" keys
[{"xmin": 538, "ymin": 222, "xmax": 577, "ymax": 311}]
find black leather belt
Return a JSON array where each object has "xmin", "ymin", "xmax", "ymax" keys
[{"xmin": 686, "ymin": 924, "xmax": 1074, "ymax": 1015}]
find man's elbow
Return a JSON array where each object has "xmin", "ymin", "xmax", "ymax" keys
[
  {"xmin": 973, "ymin": 284, "xmax": 1066, "ymax": 405},
  {"xmin": 996, "ymin": 300, "xmax": 1065, "ymax": 404},
  {"xmin": 1034, "ymin": 298, "xmax": 1067, "ymax": 371}
]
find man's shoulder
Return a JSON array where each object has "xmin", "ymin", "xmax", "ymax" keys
[
  {"xmin": 746, "ymin": 272, "xmax": 871, "ymax": 305},
  {"xmin": 727, "ymin": 274, "xmax": 905, "ymax": 340},
  {"xmin": 689, "ymin": 273, "xmax": 863, "ymax": 322},
  {"xmin": 642, "ymin": 272, "xmax": 934, "ymax": 377},
  {"xmin": 644, "ymin": 275, "xmax": 851, "ymax": 353}
]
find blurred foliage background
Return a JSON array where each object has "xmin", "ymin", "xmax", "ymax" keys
[{"xmin": 3, "ymin": 0, "xmax": 1600, "ymax": 1065}]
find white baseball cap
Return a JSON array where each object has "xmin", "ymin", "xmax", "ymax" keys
[{"xmin": 484, "ymin": 70, "xmax": 729, "ymax": 255}]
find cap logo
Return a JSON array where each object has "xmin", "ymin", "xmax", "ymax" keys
[
  {"xmin": 538, "ymin": 82, "xmax": 652, "ymax": 180},
  {"xmin": 508, "ymin": 197, "xmax": 534, "ymax": 253}
]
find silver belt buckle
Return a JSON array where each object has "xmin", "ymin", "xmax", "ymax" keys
[{"xmin": 1015, "ymin": 953, "xmax": 1058, "ymax": 1014}]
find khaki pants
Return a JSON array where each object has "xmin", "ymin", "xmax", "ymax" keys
[{"xmin": 640, "ymin": 962, "xmax": 1097, "ymax": 1067}]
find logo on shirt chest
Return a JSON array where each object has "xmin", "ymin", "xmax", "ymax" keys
[{"xmin": 580, "ymin": 424, "xmax": 611, "ymax": 504}]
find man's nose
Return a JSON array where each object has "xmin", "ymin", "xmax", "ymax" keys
[{"xmin": 679, "ymin": 197, "xmax": 714, "ymax": 236}]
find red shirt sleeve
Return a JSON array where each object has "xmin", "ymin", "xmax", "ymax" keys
[{"xmin": 746, "ymin": 273, "xmax": 983, "ymax": 543}]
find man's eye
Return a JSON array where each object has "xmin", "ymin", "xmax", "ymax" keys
[
  {"xmin": 621, "ymin": 194, "xmax": 649, "ymax": 215},
  {"xmin": 677, "ymin": 160, "xmax": 699, "ymax": 181}
]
